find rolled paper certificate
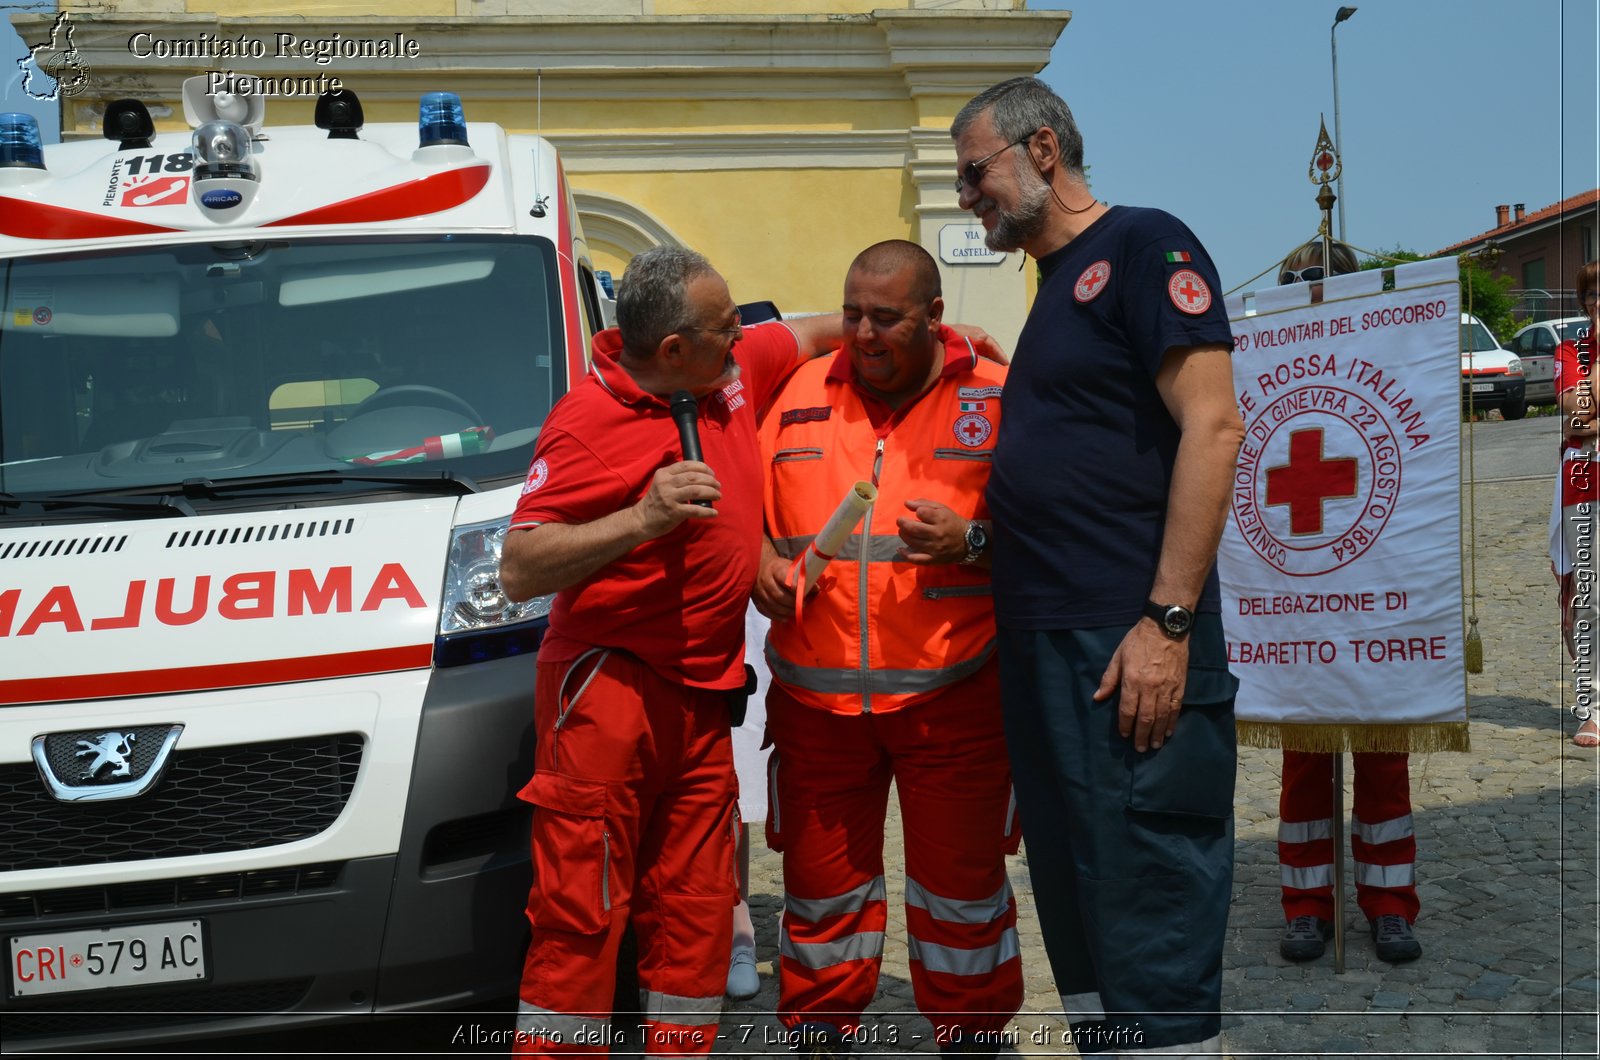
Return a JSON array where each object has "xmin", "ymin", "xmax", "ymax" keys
[{"xmin": 792, "ymin": 480, "xmax": 878, "ymax": 597}]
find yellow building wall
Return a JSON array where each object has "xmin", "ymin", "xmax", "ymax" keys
[{"xmin": 580, "ymin": 168, "xmax": 912, "ymax": 312}]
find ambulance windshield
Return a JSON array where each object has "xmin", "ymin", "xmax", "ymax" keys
[{"xmin": 0, "ymin": 236, "xmax": 564, "ymax": 503}]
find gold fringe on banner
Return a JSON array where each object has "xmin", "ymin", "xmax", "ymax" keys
[{"xmin": 1237, "ymin": 721, "xmax": 1471, "ymax": 754}]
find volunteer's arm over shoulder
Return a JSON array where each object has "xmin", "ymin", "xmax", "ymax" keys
[
  {"xmin": 1095, "ymin": 340, "xmax": 1244, "ymax": 750},
  {"xmin": 499, "ymin": 430, "xmax": 720, "ymax": 602}
]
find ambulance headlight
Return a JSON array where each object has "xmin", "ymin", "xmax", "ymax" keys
[
  {"xmin": 192, "ymin": 120, "xmax": 258, "ymax": 181},
  {"xmin": 439, "ymin": 517, "xmax": 551, "ymax": 635},
  {"xmin": 0, "ymin": 113, "xmax": 45, "ymax": 169},
  {"xmin": 418, "ymin": 91, "xmax": 468, "ymax": 148}
]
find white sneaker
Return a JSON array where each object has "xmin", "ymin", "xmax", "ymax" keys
[{"xmin": 726, "ymin": 946, "xmax": 760, "ymax": 1000}]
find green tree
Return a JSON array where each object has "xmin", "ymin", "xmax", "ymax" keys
[{"xmin": 1358, "ymin": 245, "xmax": 1526, "ymax": 341}]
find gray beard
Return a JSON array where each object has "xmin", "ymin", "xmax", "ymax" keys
[{"xmin": 985, "ymin": 173, "xmax": 1052, "ymax": 253}]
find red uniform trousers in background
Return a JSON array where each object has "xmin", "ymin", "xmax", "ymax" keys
[
  {"xmin": 515, "ymin": 650, "xmax": 737, "ymax": 1058},
  {"xmin": 766, "ymin": 660, "xmax": 1022, "ymax": 1046},
  {"xmin": 1278, "ymin": 750, "xmax": 1418, "ymax": 922}
]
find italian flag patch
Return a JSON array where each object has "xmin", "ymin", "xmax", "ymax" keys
[
  {"xmin": 1165, "ymin": 251, "xmax": 1192, "ymax": 263},
  {"xmin": 960, "ymin": 400, "xmax": 987, "ymax": 412}
]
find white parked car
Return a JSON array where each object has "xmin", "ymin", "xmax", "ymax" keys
[
  {"xmin": 1510, "ymin": 316, "xmax": 1591, "ymax": 406},
  {"xmin": 1460, "ymin": 313, "xmax": 1526, "ymax": 420}
]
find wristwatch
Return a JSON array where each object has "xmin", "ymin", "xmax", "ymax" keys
[
  {"xmin": 1143, "ymin": 600, "xmax": 1194, "ymax": 640},
  {"xmin": 961, "ymin": 521, "xmax": 989, "ymax": 564}
]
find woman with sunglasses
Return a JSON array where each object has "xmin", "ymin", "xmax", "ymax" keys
[
  {"xmin": 1273, "ymin": 239, "xmax": 1425, "ymax": 966},
  {"xmin": 1554, "ymin": 260, "xmax": 1600, "ymax": 747}
]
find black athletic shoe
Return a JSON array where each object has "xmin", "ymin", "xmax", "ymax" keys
[
  {"xmin": 1280, "ymin": 914, "xmax": 1333, "ymax": 960},
  {"xmin": 1370, "ymin": 914, "xmax": 1422, "ymax": 962}
]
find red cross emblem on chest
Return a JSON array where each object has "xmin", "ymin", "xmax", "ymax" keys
[{"xmin": 1265, "ymin": 427, "xmax": 1358, "ymax": 535}]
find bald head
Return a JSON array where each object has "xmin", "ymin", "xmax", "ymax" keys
[{"xmin": 847, "ymin": 240, "xmax": 942, "ymax": 306}]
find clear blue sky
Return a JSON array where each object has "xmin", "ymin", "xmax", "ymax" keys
[
  {"xmin": 1032, "ymin": 0, "xmax": 1598, "ymax": 291},
  {"xmin": 5, "ymin": 1, "xmax": 1596, "ymax": 293}
]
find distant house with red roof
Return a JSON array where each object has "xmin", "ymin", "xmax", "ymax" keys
[{"xmin": 1437, "ymin": 189, "xmax": 1598, "ymax": 321}]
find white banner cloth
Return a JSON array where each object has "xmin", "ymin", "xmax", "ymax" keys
[{"xmin": 1218, "ymin": 257, "xmax": 1464, "ymax": 727}]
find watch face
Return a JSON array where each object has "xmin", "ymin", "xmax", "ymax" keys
[
  {"xmin": 969, "ymin": 524, "xmax": 988, "ymax": 550},
  {"xmin": 1164, "ymin": 607, "xmax": 1193, "ymax": 634}
]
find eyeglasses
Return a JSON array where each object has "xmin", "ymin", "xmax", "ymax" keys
[
  {"xmin": 682, "ymin": 306, "xmax": 742, "ymax": 337},
  {"xmin": 954, "ymin": 133, "xmax": 1036, "ymax": 194},
  {"xmin": 1279, "ymin": 266, "xmax": 1326, "ymax": 285}
]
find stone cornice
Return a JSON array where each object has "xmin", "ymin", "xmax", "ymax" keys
[{"xmin": 554, "ymin": 129, "xmax": 909, "ymax": 171}]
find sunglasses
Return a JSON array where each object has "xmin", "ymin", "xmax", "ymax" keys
[
  {"xmin": 955, "ymin": 132, "xmax": 1036, "ymax": 194},
  {"xmin": 682, "ymin": 306, "xmax": 743, "ymax": 338},
  {"xmin": 1279, "ymin": 266, "xmax": 1326, "ymax": 286}
]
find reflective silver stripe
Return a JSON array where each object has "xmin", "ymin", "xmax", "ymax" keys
[
  {"xmin": 1352, "ymin": 813, "xmax": 1414, "ymax": 845},
  {"xmin": 783, "ymin": 876, "xmax": 887, "ymax": 923},
  {"xmin": 767, "ymin": 639, "xmax": 995, "ymax": 697},
  {"xmin": 1280, "ymin": 863, "xmax": 1334, "ymax": 890},
  {"xmin": 905, "ymin": 877, "xmax": 1013, "ymax": 925},
  {"xmin": 1116, "ymin": 1033, "xmax": 1222, "ymax": 1057},
  {"xmin": 516, "ymin": 1001, "xmax": 611, "ymax": 1041},
  {"xmin": 779, "ymin": 929, "xmax": 885, "ymax": 969},
  {"xmin": 907, "ymin": 927, "xmax": 1020, "ymax": 976},
  {"xmin": 1003, "ymin": 787, "xmax": 1018, "ymax": 841},
  {"xmin": 641, "ymin": 989, "xmax": 722, "ymax": 1026},
  {"xmin": 1355, "ymin": 860, "xmax": 1416, "ymax": 888},
  {"xmin": 932, "ymin": 448, "xmax": 994, "ymax": 461},
  {"xmin": 771, "ymin": 533, "xmax": 904, "ymax": 563},
  {"xmin": 1060, "ymin": 990, "xmax": 1105, "ymax": 1022},
  {"xmin": 1278, "ymin": 818, "xmax": 1332, "ymax": 844}
]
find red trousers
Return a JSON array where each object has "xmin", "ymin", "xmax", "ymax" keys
[
  {"xmin": 515, "ymin": 650, "xmax": 737, "ymax": 1057},
  {"xmin": 766, "ymin": 660, "xmax": 1022, "ymax": 1044},
  {"xmin": 1278, "ymin": 750, "xmax": 1418, "ymax": 922}
]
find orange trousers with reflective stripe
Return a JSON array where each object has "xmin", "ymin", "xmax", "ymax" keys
[
  {"xmin": 1279, "ymin": 750, "xmax": 1418, "ymax": 922},
  {"xmin": 766, "ymin": 659, "xmax": 1021, "ymax": 1043},
  {"xmin": 515, "ymin": 652, "xmax": 737, "ymax": 1057}
]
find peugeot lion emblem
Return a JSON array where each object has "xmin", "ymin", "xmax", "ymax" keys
[{"xmin": 32, "ymin": 724, "xmax": 184, "ymax": 803}]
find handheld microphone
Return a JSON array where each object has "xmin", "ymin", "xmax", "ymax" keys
[{"xmin": 669, "ymin": 390, "xmax": 713, "ymax": 508}]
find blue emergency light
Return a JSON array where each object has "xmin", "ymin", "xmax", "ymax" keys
[
  {"xmin": 0, "ymin": 113, "xmax": 45, "ymax": 169},
  {"xmin": 418, "ymin": 92, "xmax": 469, "ymax": 148}
]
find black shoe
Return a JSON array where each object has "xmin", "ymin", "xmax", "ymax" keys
[
  {"xmin": 1280, "ymin": 914, "xmax": 1332, "ymax": 960},
  {"xmin": 1370, "ymin": 914, "xmax": 1422, "ymax": 962}
]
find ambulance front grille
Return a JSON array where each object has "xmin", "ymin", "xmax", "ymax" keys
[
  {"xmin": 165, "ymin": 517, "xmax": 356, "ymax": 548},
  {"xmin": 0, "ymin": 534, "xmax": 128, "ymax": 560},
  {"xmin": 0, "ymin": 735, "xmax": 362, "ymax": 872}
]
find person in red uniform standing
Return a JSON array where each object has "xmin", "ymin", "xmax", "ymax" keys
[
  {"xmin": 498, "ymin": 246, "xmax": 849, "ymax": 1058},
  {"xmin": 754, "ymin": 241, "xmax": 1021, "ymax": 1059},
  {"xmin": 1272, "ymin": 240, "xmax": 1421, "ymax": 966}
]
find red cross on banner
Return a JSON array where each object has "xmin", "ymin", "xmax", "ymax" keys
[{"xmin": 1264, "ymin": 427, "xmax": 1358, "ymax": 535}]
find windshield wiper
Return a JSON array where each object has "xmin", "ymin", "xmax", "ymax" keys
[{"xmin": 173, "ymin": 470, "xmax": 481, "ymax": 498}]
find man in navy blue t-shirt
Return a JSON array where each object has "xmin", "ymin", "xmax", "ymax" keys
[{"xmin": 951, "ymin": 77, "xmax": 1245, "ymax": 1058}]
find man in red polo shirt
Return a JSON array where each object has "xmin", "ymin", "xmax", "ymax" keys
[{"xmin": 498, "ymin": 246, "xmax": 850, "ymax": 1058}]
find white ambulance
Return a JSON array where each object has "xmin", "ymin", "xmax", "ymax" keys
[{"xmin": 0, "ymin": 78, "xmax": 609, "ymax": 1046}]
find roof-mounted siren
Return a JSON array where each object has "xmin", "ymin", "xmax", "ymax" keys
[
  {"xmin": 414, "ymin": 91, "xmax": 474, "ymax": 163},
  {"xmin": 0, "ymin": 112, "xmax": 45, "ymax": 169},
  {"xmin": 103, "ymin": 100, "xmax": 154, "ymax": 150},
  {"xmin": 180, "ymin": 76, "xmax": 263, "ymax": 220},
  {"xmin": 315, "ymin": 88, "xmax": 364, "ymax": 139}
]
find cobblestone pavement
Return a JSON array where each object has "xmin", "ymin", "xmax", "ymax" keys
[{"xmin": 717, "ymin": 475, "xmax": 1599, "ymax": 1057}]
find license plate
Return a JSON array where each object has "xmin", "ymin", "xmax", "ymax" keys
[
  {"xmin": 9, "ymin": 919, "xmax": 206, "ymax": 998},
  {"xmin": 1471, "ymin": 382, "xmax": 1494, "ymax": 393}
]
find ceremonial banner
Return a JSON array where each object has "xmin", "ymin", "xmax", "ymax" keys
[{"xmin": 1219, "ymin": 258, "xmax": 1468, "ymax": 753}]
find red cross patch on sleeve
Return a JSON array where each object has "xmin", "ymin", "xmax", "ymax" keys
[{"xmin": 1167, "ymin": 268, "xmax": 1212, "ymax": 316}]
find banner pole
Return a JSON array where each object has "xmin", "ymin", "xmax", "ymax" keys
[{"xmin": 1331, "ymin": 751, "xmax": 1346, "ymax": 973}]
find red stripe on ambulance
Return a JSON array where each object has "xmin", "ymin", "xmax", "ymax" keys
[
  {"xmin": 262, "ymin": 164, "xmax": 492, "ymax": 228},
  {"xmin": 0, "ymin": 644, "xmax": 433, "ymax": 706}
]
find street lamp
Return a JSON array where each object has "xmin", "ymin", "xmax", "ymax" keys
[{"xmin": 1331, "ymin": 6, "xmax": 1357, "ymax": 241}]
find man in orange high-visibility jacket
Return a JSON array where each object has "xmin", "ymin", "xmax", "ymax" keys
[{"xmin": 753, "ymin": 240, "xmax": 1021, "ymax": 1060}]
